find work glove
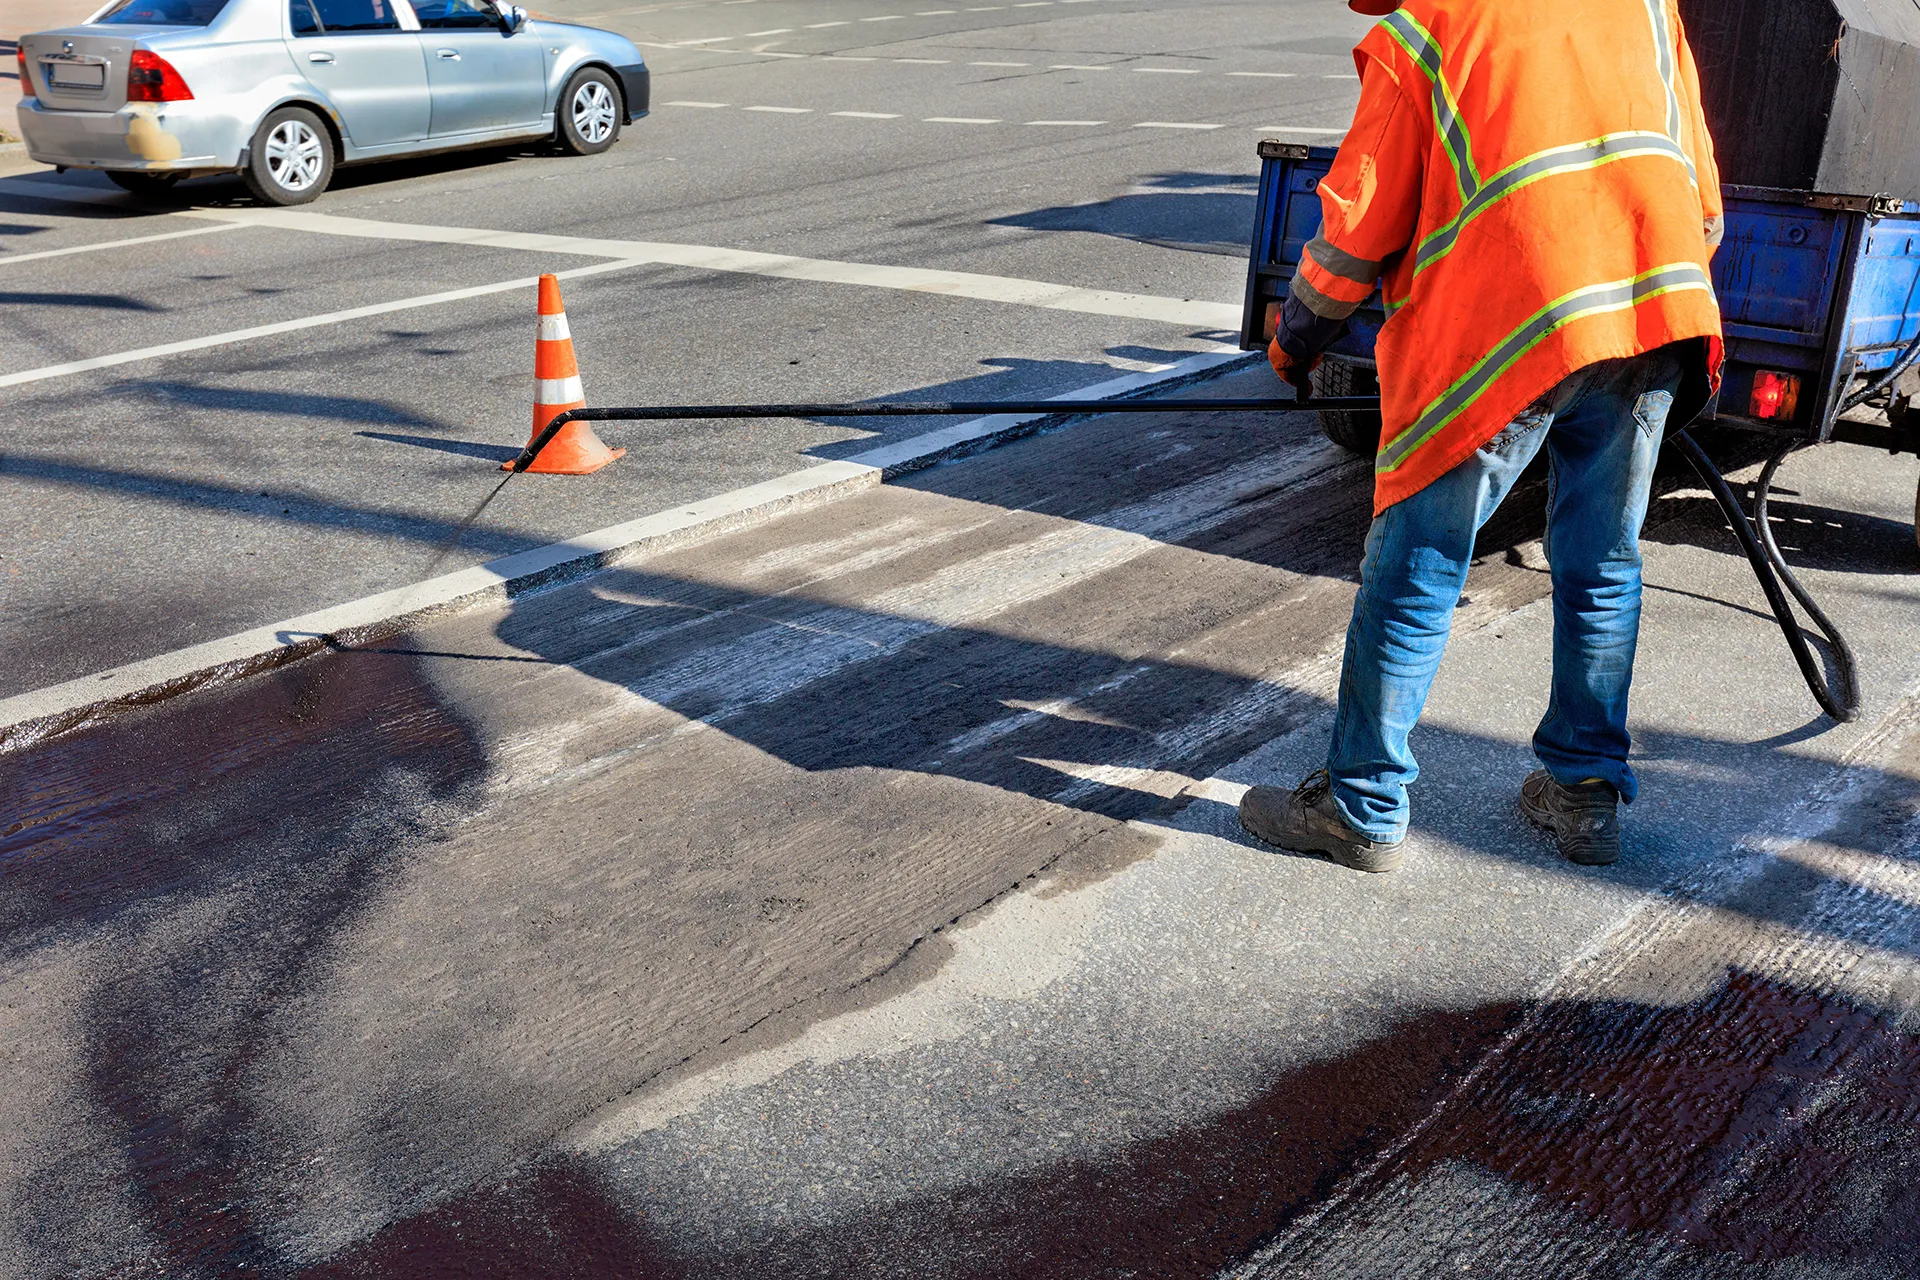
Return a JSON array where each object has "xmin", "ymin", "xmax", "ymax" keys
[{"xmin": 1268, "ymin": 338, "xmax": 1321, "ymax": 400}]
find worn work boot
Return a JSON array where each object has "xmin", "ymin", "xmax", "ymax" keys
[
  {"xmin": 1519, "ymin": 769, "xmax": 1621, "ymax": 866},
  {"xmin": 1239, "ymin": 769, "xmax": 1406, "ymax": 874}
]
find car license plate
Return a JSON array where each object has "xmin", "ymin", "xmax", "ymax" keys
[{"xmin": 45, "ymin": 61, "xmax": 106, "ymax": 90}]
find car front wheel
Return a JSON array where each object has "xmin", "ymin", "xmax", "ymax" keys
[
  {"xmin": 243, "ymin": 106, "xmax": 334, "ymax": 206},
  {"xmin": 557, "ymin": 68, "xmax": 622, "ymax": 156}
]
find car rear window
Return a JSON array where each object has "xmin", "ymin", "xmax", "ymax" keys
[
  {"xmin": 94, "ymin": 0, "xmax": 231, "ymax": 24},
  {"xmin": 289, "ymin": 0, "xmax": 403, "ymax": 34}
]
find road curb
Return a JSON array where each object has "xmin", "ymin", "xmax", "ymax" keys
[{"xmin": 0, "ymin": 348, "xmax": 1264, "ymax": 753}]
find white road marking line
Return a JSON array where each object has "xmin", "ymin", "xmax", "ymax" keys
[
  {"xmin": 745, "ymin": 105, "xmax": 813, "ymax": 112},
  {"xmin": 755, "ymin": 51, "xmax": 805, "ymax": 57},
  {"xmin": 678, "ymin": 35, "xmax": 733, "ymax": 43},
  {"xmin": 1135, "ymin": 121, "xmax": 1223, "ymax": 130},
  {"xmin": 805, "ymin": 20, "xmax": 848, "ymax": 27},
  {"xmin": 1257, "ymin": 126, "xmax": 1346, "ymax": 134},
  {"xmin": 1050, "ymin": 63, "xmax": 1109, "ymax": 70},
  {"xmin": 0, "ymin": 260, "xmax": 642, "ymax": 391},
  {"xmin": 822, "ymin": 54, "xmax": 876, "ymax": 60},
  {"xmin": 1323, "ymin": 73, "xmax": 1360, "ymax": 79},
  {"xmin": 833, "ymin": 110, "xmax": 903, "ymax": 118},
  {"xmin": 924, "ymin": 116, "xmax": 1000, "ymax": 123},
  {"xmin": 166, "ymin": 203, "xmax": 1243, "ymax": 329},
  {"xmin": 0, "ymin": 188, "xmax": 1241, "ymax": 336},
  {"xmin": 859, "ymin": 12, "xmax": 903, "ymax": 18},
  {"xmin": 0, "ymin": 222, "xmax": 241, "ymax": 267},
  {"xmin": 893, "ymin": 57, "xmax": 949, "ymax": 62},
  {"xmin": 916, "ymin": 7, "xmax": 957, "ymax": 11},
  {"xmin": 665, "ymin": 100, "xmax": 730, "ymax": 107},
  {"xmin": 1027, "ymin": 119, "xmax": 1104, "ymax": 126},
  {"xmin": 969, "ymin": 60, "xmax": 1030, "ymax": 66},
  {"xmin": 1013, "ymin": 2, "xmax": 1053, "ymax": 6},
  {"xmin": 743, "ymin": 27, "xmax": 790, "ymax": 34},
  {"xmin": 1228, "ymin": 70, "xmax": 1296, "ymax": 77},
  {"xmin": 1135, "ymin": 66, "xmax": 1200, "ymax": 73}
]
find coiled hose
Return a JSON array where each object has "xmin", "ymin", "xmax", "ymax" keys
[{"xmin": 1671, "ymin": 429, "xmax": 1861, "ymax": 722}]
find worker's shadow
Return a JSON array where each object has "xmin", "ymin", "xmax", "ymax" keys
[{"xmin": 481, "ymin": 406, "xmax": 1917, "ymax": 947}]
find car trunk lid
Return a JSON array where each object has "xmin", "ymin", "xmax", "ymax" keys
[{"xmin": 21, "ymin": 28, "xmax": 143, "ymax": 113}]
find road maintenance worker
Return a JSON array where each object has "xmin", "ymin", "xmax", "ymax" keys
[{"xmin": 1238, "ymin": 0, "xmax": 1725, "ymax": 872}]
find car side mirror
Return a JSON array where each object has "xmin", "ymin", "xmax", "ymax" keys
[{"xmin": 493, "ymin": 1, "xmax": 527, "ymax": 33}]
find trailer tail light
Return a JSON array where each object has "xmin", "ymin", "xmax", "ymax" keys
[
  {"xmin": 1749, "ymin": 370, "xmax": 1801, "ymax": 421},
  {"xmin": 127, "ymin": 50, "xmax": 193, "ymax": 102}
]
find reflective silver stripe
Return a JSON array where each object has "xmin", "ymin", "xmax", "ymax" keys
[
  {"xmin": 1641, "ymin": 0, "xmax": 1696, "ymax": 181},
  {"xmin": 1289, "ymin": 270, "xmax": 1362, "ymax": 320},
  {"xmin": 1413, "ymin": 132, "xmax": 1693, "ymax": 274},
  {"xmin": 1380, "ymin": 9, "xmax": 1479, "ymax": 200},
  {"xmin": 536, "ymin": 375, "xmax": 585, "ymax": 404},
  {"xmin": 1304, "ymin": 232, "xmax": 1384, "ymax": 287},
  {"xmin": 1377, "ymin": 263, "xmax": 1714, "ymax": 474},
  {"xmin": 538, "ymin": 313, "xmax": 571, "ymax": 342}
]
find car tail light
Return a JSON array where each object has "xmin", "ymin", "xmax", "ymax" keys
[
  {"xmin": 1749, "ymin": 370, "xmax": 1801, "ymax": 421},
  {"xmin": 127, "ymin": 49, "xmax": 192, "ymax": 102},
  {"xmin": 15, "ymin": 45, "xmax": 26, "ymax": 96}
]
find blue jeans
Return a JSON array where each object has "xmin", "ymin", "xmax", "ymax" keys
[{"xmin": 1326, "ymin": 345, "xmax": 1687, "ymax": 841}]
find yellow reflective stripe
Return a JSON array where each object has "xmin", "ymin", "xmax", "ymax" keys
[
  {"xmin": 1377, "ymin": 263, "xmax": 1714, "ymax": 474},
  {"xmin": 1378, "ymin": 10, "xmax": 1479, "ymax": 201},
  {"xmin": 1413, "ymin": 131, "xmax": 1693, "ymax": 276},
  {"xmin": 1641, "ymin": 0, "xmax": 1697, "ymax": 182}
]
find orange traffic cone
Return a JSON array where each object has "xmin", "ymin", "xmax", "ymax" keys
[{"xmin": 505, "ymin": 273, "xmax": 625, "ymax": 473}]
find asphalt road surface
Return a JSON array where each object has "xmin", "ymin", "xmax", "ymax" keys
[
  {"xmin": 0, "ymin": 0, "xmax": 1370, "ymax": 698},
  {"xmin": 6, "ymin": 1, "xmax": 1920, "ymax": 1277}
]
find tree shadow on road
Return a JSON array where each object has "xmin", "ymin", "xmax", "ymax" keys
[
  {"xmin": 298, "ymin": 965, "xmax": 1920, "ymax": 1280},
  {"xmin": 989, "ymin": 171, "xmax": 1258, "ymax": 257}
]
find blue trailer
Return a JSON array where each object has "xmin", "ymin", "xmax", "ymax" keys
[{"xmin": 1239, "ymin": 140, "xmax": 1920, "ymax": 536}]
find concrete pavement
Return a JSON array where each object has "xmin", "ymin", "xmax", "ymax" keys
[{"xmin": 5, "ymin": 358, "xmax": 1919, "ymax": 1274}]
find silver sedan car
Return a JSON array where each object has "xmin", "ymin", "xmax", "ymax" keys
[{"xmin": 17, "ymin": 0, "xmax": 649, "ymax": 204}]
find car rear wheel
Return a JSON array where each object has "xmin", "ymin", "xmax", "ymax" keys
[
  {"xmin": 106, "ymin": 171, "xmax": 184, "ymax": 198},
  {"xmin": 243, "ymin": 106, "xmax": 333, "ymax": 207},
  {"xmin": 557, "ymin": 68, "xmax": 622, "ymax": 156}
]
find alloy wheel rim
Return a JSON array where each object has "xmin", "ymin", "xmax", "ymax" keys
[
  {"xmin": 572, "ymin": 81, "xmax": 616, "ymax": 144},
  {"xmin": 265, "ymin": 120, "xmax": 324, "ymax": 192}
]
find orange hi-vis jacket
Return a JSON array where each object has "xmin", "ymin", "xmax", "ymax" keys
[{"xmin": 1293, "ymin": 0, "xmax": 1726, "ymax": 513}]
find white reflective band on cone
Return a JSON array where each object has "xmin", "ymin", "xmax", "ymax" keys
[
  {"xmin": 538, "ymin": 313, "xmax": 571, "ymax": 341},
  {"xmin": 535, "ymin": 375, "xmax": 585, "ymax": 404}
]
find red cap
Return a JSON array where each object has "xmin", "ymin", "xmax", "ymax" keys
[{"xmin": 1349, "ymin": 0, "xmax": 1401, "ymax": 13}]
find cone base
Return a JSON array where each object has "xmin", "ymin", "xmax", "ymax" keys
[
  {"xmin": 505, "ymin": 414, "xmax": 625, "ymax": 474},
  {"xmin": 503, "ymin": 446, "xmax": 625, "ymax": 475}
]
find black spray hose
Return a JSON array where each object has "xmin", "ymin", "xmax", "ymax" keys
[
  {"xmin": 1671, "ymin": 429, "xmax": 1861, "ymax": 723},
  {"xmin": 1838, "ymin": 328, "xmax": 1920, "ymax": 416},
  {"xmin": 507, "ymin": 396, "xmax": 1379, "ymax": 474}
]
